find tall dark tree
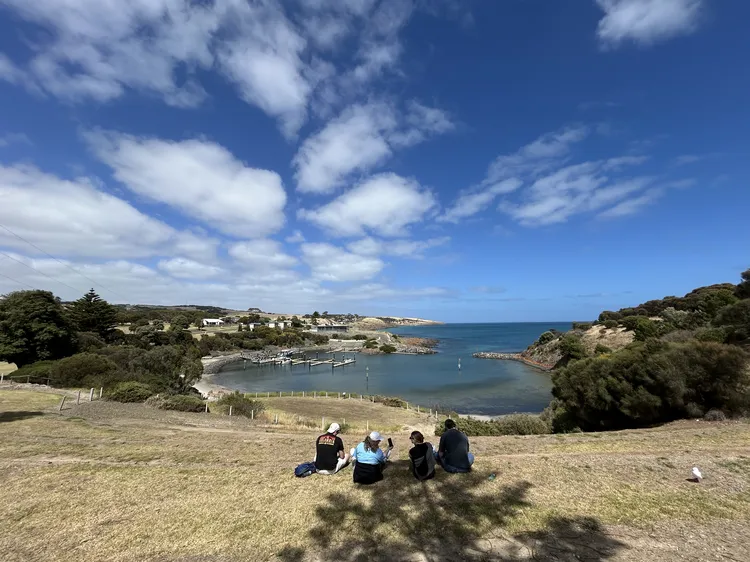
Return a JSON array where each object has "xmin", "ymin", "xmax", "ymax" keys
[
  {"xmin": 0, "ymin": 290, "xmax": 76, "ymax": 368},
  {"xmin": 736, "ymin": 268, "xmax": 750, "ymax": 300},
  {"xmin": 69, "ymin": 289, "xmax": 118, "ymax": 339}
]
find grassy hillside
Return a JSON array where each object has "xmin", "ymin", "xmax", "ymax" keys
[{"xmin": 2, "ymin": 388, "xmax": 750, "ymax": 561}]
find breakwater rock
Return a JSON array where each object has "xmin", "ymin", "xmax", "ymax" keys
[
  {"xmin": 472, "ymin": 352, "xmax": 554, "ymax": 371},
  {"xmin": 201, "ymin": 353, "xmax": 243, "ymax": 375}
]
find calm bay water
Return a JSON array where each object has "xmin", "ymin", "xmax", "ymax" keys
[{"xmin": 211, "ymin": 322, "xmax": 571, "ymax": 416}]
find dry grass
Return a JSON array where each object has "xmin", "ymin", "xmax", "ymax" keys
[
  {"xmin": 1, "ymin": 389, "xmax": 750, "ymax": 561},
  {"xmin": 0, "ymin": 361, "xmax": 18, "ymax": 376}
]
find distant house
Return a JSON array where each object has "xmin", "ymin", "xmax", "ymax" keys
[
  {"xmin": 246, "ymin": 323, "xmax": 256, "ymax": 331},
  {"xmin": 267, "ymin": 322, "xmax": 276, "ymax": 328},
  {"xmin": 202, "ymin": 318, "xmax": 225, "ymax": 327},
  {"xmin": 315, "ymin": 324, "xmax": 349, "ymax": 333},
  {"xmin": 277, "ymin": 321, "xmax": 285, "ymax": 330}
]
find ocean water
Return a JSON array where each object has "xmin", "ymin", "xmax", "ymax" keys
[{"xmin": 211, "ymin": 322, "xmax": 571, "ymax": 416}]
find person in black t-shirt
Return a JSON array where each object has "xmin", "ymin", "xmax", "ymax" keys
[
  {"xmin": 408, "ymin": 431, "xmax": 435, "ymax": 481},
  {"xmin": 314, "ymin": 422, "xmax": 350, "ymax": 474}
]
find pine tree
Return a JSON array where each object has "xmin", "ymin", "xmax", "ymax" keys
[{"xmin": 69, "ymin": 289, "xmax": 117, "ymax": 339}]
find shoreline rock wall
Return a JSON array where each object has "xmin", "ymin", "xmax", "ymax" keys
[{"xmin": 472, "ymin": 352, "xmax": 554, "ymax": 371}]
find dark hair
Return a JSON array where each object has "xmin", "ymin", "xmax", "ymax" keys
[
  {"xmin": 363, "ymin": 435, "xmax": 378, "ymax": 452},
  {"xmin": 444, "ymin": 419, "xmax": 456, "ymax": 430},
  {"xmin": 410, "ymin": 431, "xmax": 424, "ymax": 443}
]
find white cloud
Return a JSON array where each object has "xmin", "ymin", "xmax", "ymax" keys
[
  {"xmin": 347, "ymin": 236, "xmax": 450, "ymax": 258},
  {"xmin": 294, "ymin": 101, "xmax": 453, "ymax": 193},
  {"xmin": 87, "ymin": 131, "xmax": 287, "ymax": 238},
  {"xmin": 301, "ymin": 243, "xmax": 384, "ymax": 282},
  {"xmin": 596, "ymin": 0, "xmax": 704, "ymax": 47},
  {"xmin": 440, "ymin": 179, "xmax": 522, "ymax": 223},
  {"xmin": 0, "ymin": 133, "xmax": 31, "ymax": 148},
  {"xmin": 285, "ymin": 230, "xmax": 306, "ymax": 244},
  {"xmin": 217, "ymin": 2, "xmax": 311, "ymax": 138},
  {"xmin": 440, "ymin": 127, "xmax": 588, "ymax": 224},
  {"xmin": 228, "ymin": 240, "xmax": 298, "ymax": 272},
  {"xmin": 299, "ymin": 173, "xmax": 437, "ymax": 237},
  {"xmin": 158, "ymin": 258, "xmax": 224, "ymax": 280},
  {"xmin": 294, "ymin": 103, "xmax": 397, "ymax": 193},
  {"xmin": 0, "ymin": 163, "xmax": 216, "ymax": 260},
  {"xmin": 597, "ymin": 190, "xmax": 663, "ymax": 218}
]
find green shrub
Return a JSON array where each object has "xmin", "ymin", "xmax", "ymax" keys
[
  {"xmin": 603, "ymin": 320, "xmax": 618, "ymax": 329},
  {"xmin": 558, "ymin": 334, "xmax": 587, "ymax": 361},
  {"xmin": 51, "ymin": 352, "xmax": 121, "ymax": 388},
  {"xmin": 537, "ymin": 331, "xmax": 556, "ymax": 346},
  {"xmin": 434, "ymin": 415, "xmax": 550, "ymax": 437},
  {"xmin": 374, "ymin": 396, "xmax": 406, "ymax": 408},
  {"xmin": 364, "ymin": 339, "xmax": 378, "ymax": 349},
  {"xmin": 352, "ymin": 334, "xmax": 368, "ymax": 340},
  {"xmin": 703, "ymin": 409, "xmax": 726, "ymax": 422},
  {"xmin": 551, "ymin": 340, "xmax": 750, "ymax": 431},
  {"xmin": 215, "ymin": 392, "xmax": 265, "ymax": 418},
  {"xmin": 161, "ymin": 394, "xmax": 205, "ymax": 412},
  {"xmin": 77, "ymin": 332, "xmax": 106, "ymax": 352},
  {"xmin": 330, "ymin": 333, "xmax": 340, "ymax": 339},
  {"xmin": 9, "ymin": 360, "xmax": 56, "ymax": 384},
  {"xmin": 572, "ymin": 322, "xmax": 593, "ymax": 331},
  {"xmin": 379, "ymin": 344, "xmax": 397, "ymax": 354},
  {"xmin": 694, "ymin": 327, "xmax": 728, "ymax": 343},
  {"xmin": 598, "ymin": 311, "xmax": 622, "ymax": 322},
  {"xmin": 594, "ymin": 344, "xmax": 612, "ymax": 355},
  {"xmin": 107, "ymin": 381, "xmax": 153, "ymax": 403}
]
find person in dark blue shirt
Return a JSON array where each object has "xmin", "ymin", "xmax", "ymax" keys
[{"xmin": 436, "ymin": 419, "xmax": 474, "ymax": 473}]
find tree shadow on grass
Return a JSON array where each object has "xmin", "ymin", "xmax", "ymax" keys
[
  {"xmin": 279, "ymin": 460, "xmax": 627, "ymax": 561},
  {"xmin": 0, "ymin": 410, "xmax": 43, "ymax": 423}
]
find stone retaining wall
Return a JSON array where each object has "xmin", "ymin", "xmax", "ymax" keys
[{"xmin": 472, "ymin": 352, "xmax": 554, "ymax": 371}]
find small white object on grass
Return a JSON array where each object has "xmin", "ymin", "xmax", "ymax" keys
[{"xmin": 692, "ymin": 467, "xmax": 703, "ymax": 481}]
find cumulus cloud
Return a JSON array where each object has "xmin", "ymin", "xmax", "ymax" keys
[
  {"xmin": 87, "ymin": 131, "xmax": 287, "ymax": 238},
  {"xmin": 301, "ymin": 243, "xmax": 384, "ymax": 282},
  {"xmin": 294, "ymin": 101, "xmax": 454, "ymax": 193},
  {"xmin": 299, "ymin": 173, "xmax": 437, "ymax": 237},
  {"xmin": 228, "ymin": 240, "xmax": 298, "ymax": 272},
  {"xmin": 347, "ymin": 236, "xmax": 450, "ymax": 258},
  {"xmin": 0, "ymin": 163, "xmax": 217, "ymax": 260},
  {"xmin": 158, "ymin": 258, "xmax": 224, "ymax": 280},
  {"xmin": 596, "ymin": 0, "xmax": 704, "ymax": 47}
]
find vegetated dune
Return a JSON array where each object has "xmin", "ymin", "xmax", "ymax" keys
[
  {"xmin": 522, "ymin": 325, "xmax": 635, "ymax": 367},
  {"xmin": 2, "ymin": 387, "xmax": 750, "ymax": 562}
]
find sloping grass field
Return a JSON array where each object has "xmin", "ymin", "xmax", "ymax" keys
[{"xmin": 1, "ymin": 387, "xmax": 750, "ymax": 561}]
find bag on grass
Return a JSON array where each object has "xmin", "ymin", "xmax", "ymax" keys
[{"xmin": 294, "ymin": 461, "xmax": 317, "ymax": 478}]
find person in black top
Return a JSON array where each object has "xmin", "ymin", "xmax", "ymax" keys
[
  {"xmin": 408, "ymin": 431, "xmax": 435, "ymax": 481},
  {"xmin": 436, "ymin": 419, "xmax": 474, "ymax": 473},
  {"xmin": 314, "ymin": 422, "xmax": 350, "ymax": 474}
]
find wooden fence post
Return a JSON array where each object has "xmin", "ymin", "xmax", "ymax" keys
[
  {"xmin": 279, "ymin": 391, "xmax": 282, "ymax": 397},
  {"xmin": 267, "ymin": 392, "xmax": 270, "ymax": 398},
  {"xmin": 205, "ymin": 402, "xmax": 208, "ymax": 413},
  {"xmin": 99, "ymin": 387, "xmax": 103, "ymax": 399},
  {"xmin": 302, "ymin": 391, "xmax": 305, "ymax": 398},
  {"xmin": 229, "ymin": 406, "xmax": 233, "ymax": 416},
  {"xmin": 58, "ymin": 396, "xmax": 66, "ymax": 412},
  {"xmin": 406, "ymin": 402, "xmax": 409, "ymax": 411},
  {"xmin": 89, "ymin": 388, "xmax": 94, "ymax": 401},
  {"xmin": 417, "ymin": 405, "xmax": 420, "ymax": 413},
  {"xmin": 0, "ymin": 374, "xmax": 4, "ymax": 383},
  {"xmin": 366, "ymin": 420, "xmax": 369, "ymax": 431},
  {"xmin": 251, "ymin": 410, "xmax": 254, "ymax": 420},
  {"xmin": 255, "ymin": 392, "xmax": 258, "ymax": 398},
  {"xmin": 77, "ymin": 390, "xmax": 81, "ymax": 405},
  {"xmin": 338, "ymin": 392, "xmax": 341, "ymax": 399},
  {"xmin": 291, "ymin": 391, "xmax": 294, "ymax": 397}
]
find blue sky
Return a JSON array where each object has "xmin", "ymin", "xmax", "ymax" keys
[{"xmin": 0, "ymin": 0, "xmax": 748, "ymax": 322}]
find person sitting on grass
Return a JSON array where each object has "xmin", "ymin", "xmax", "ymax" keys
[
  {"xmin": 408, "ymin": 431, "xmax": 436, "ymax": 481},
  {"xmin": 314, "ymin": 423, "xmax": 350, "ymax": 474},
  {"xmin": 352, "ymin": 431, "xmax": 392, "ymax": 485},
  {"xmin": 436, "ymin": 419, "xmax": 474, "ymax": 473}
]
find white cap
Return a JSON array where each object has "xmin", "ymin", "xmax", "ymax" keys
[
  {"xmin": 326, "ymin": 423, "xmax": 340, "ymax": 434},
  {"xmin": 369, "ymin": 431, "xmax": 383, "ymax": 441}
]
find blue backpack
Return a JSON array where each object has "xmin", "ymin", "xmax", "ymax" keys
[{"xmin": 294, "ymin": 461, "xmax": 317, "ymax": 478}]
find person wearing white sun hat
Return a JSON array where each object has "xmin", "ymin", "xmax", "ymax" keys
[
  {"xmin": 313, "ymin": 422, "xmax": 351, "ymax": 475},
  {"xmin": 352, "ymin": 430, "xmax": 393, "ymax": 484}
]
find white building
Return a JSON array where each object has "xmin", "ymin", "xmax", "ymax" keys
[
  {"xmin": 277, "ymin": 321, "xmax": 285, "ymax": 330},
  {"xmin": 202, "ymin": 318, "xmax": 225, "ymax": 327},
  {"xmin": 267, "ymin": 322, "xmax": 276, "ymax": 328}
]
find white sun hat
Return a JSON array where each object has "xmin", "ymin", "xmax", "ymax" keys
[
  {"xmin": 369, "ymin": 431, "xmax": 383, "ymax": 441},
  {"xmin": 327, "ymin": 423, "xmax": 341, "ymax": 434}
]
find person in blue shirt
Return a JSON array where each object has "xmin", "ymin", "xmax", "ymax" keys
[{"xmin": 351, "ymin": 431, "xmax": 392, "ymax": 484}]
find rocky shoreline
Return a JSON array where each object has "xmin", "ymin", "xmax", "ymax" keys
[{"xmin": 472, "ymin": 352, "xmax": 555, "ymax": 371}]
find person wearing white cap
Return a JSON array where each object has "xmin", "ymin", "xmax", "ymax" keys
[
  {"xmin": 314, "ymin": 422, "xmax": 350, "ymax": 475},
  {"xmin": 352, "ymin": 430, "xmax": 393, "ymax": 485}
]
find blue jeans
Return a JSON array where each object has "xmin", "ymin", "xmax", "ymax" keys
[{"xmin": 435, "ymin": 451, "xmax": 474, "ymax": 473}]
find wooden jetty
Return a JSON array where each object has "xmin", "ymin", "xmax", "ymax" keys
[{"xmin": 332, "ymin": 358, "xmax": 356, "ymax": 368}]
